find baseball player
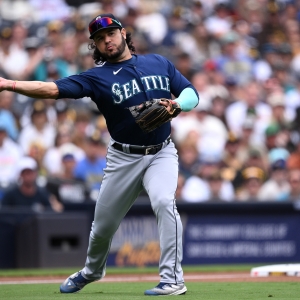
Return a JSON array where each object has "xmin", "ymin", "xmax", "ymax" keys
[{"xmin": 0, "ymin": 13, "xmax": 199, "ymax": 296}]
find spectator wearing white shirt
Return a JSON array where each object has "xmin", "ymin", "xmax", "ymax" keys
[
  {"xmin": 182, "ymin": 154, "xmax": 235, "ymax": 202},
  {"xmin": 172, "ymin": 95, "xmax": 228, "ymax": 156},
  {"xmin": 0, "ymin": 26, "xmax": 29, "ymax": 80},
  {"xmin": 18, "ymin": 100, "xmax": 56, "ymax": 155},
  {"xmin": 195, "ymin": 97, "xmax": 229, "ymax": 158},
  {"xmin": 225, "ymin": 81, "xmax": 272, "ymax": 148},
  {"xmin": 204, "ymin": 3, "xmax": 233, "ymax": 38},
  {"xmin": 28, "ymin": 0, "xmax": 72, "ymax": 22}
]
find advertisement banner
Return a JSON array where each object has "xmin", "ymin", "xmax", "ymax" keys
[
  {"xmin": 107, "ymin": 216, "xmax": 160, "ymax": 267},
  {"xmin": 106, "ymin": 214, "xmax": 300, "ymax": 266},
  {"xmin": 183, "ymin": 215, "xmax": 300, "ymax": 264}
]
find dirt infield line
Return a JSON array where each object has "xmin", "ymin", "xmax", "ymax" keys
[{"xmin": 1, "ymin": 273, "xmax": 300, "ymax": 284}]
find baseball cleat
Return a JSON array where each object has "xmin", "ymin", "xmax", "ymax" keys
[
  {"xmin": 60, "ymin": 271, "xmax": 94, "ymax": 293},
  {"xmin": 144, "ymin": 282, "xmax": 187, "ymax": 296}
]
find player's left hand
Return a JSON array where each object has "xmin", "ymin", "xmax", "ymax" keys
[
  {"xmin": 127, "ymin": 98, "xmax": 182, "ymax": 133},
  {"xmin": 159, "ymin": 99, "xmax": 180, "ymax": 112}
]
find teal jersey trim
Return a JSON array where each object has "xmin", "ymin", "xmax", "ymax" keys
[{"xmin": 175, "ymin": 87, "xmax": 199, "ymax": 112}]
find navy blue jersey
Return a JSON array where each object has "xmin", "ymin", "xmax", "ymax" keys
[{"xmin": 55, "ymin": 54, "xmax": 197, "ymax": 146}]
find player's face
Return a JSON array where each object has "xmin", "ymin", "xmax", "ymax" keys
[{"xmin": 93, "ymin": 28, "xmax": 127, "ymax": 62}]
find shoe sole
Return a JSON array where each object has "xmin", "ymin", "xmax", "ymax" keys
[
  {"xmin": 60, "ymin": 286, "xmax": 81, "ymax": 294},
  {"xmin": 145, "ymin": 286, "xmax": 187, "ymax": 296},
  {"xmin": 169, "ymin": 286, "xmax": 187, "ymax": 295},
  {"xmin": 60, "ymin": 290, "xmax": 80, "ymax": 294}
]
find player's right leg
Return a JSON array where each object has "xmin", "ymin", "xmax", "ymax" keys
[{"xmin": 60, "ymin": 142, "xmax": 145, "ymax": 293}]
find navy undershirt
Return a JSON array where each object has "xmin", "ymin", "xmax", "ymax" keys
[{"xmin": 55, "ymin": 54, "xmax": 198, "ymax": 146}]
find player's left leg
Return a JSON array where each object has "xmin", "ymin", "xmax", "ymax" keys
[{"xmin": 142, "ymin": 141, "xmax": 186, "ymax": 295}]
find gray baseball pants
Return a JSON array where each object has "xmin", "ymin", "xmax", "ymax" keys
[{"xmin": 82, "ymin": 138, "xmax": 184, "ymax": 284}]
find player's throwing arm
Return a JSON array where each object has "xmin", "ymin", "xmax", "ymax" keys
[{"xmin": 0, "ymin": 78, "xmax": 59, "ymax": 99}]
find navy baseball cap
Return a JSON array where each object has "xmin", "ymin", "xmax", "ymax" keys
[
  {"xmin": 88, "ymin": 13, "xmax": 123, "ymax": 39},
  {"xmin": 271, "ymin": 159, "xmax": 286, "ymax": 170}
]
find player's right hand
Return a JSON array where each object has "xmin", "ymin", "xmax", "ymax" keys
[{"xmin": 0, "ymin": 77, "xmax": 10, "ymax": 92}]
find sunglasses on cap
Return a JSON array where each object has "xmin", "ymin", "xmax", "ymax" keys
[{"xmin": 89, "ymin": 17, "xmax": 122, "ymax": 38}]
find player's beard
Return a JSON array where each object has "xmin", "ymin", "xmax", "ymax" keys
[{"xmin": 99, "ymin": 35, "xmax": 126, "ymax": 61}]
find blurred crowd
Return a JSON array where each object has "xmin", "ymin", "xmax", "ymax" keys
[{"xmin": 0, "ymin": 0, "xmax": 300, "ymax": 212}]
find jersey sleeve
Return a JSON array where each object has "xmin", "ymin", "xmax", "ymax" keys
[
  {"xmin": 160, "ymin": 55, "xmax": 198, "ymax": 99},
  {"xmin": 54, "ymin": 70, "xmax": 97, "ymax": 99}
]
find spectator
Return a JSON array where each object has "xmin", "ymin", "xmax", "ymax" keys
[
  {"xmin": 190, "ymin": 72, "xmax": 212, "ymax": 105},
  {"xmin": 181, "ymin": 170, "xmax": 210, "ymax": 202},
  {"xmin": 53, "ymin": 99, "xmax": 74, "ymax": 129},
  {"xmin": 73, "ymin": 130, "xmax": 106, "ymax": 201},
  {"xmin": 173, "ymin": 52, "xmax": 195, "ymax": 82},
  {"xmin": 223, "ymin": 132, "xmax": 244, "ymax": 169},
  {"xmin": 206, "ymin": 170, "xmax": 235, "ymax": 202},
  {"xmin": 73, "ymin": 18, "xmax": 89, "ymax": 50},
  {"xmin": 233, "ymin": 148, "xmax": 268, "ymax": 193},
  {"xmin": 195, "ymin": 97, "xmax": 228, "ymax": 159},
  {"xmin": 235, "ymin": 117, "xmax": 267, "ymax": 163},
  {"xmin": 71, "ymin": 110, "xmax": 93, "ymax": 150},
  {"xmin": 264, "ymin": 122, "xmax": 281, "ymax": 151},
  {"xmin": 28, "ymin": 0, "xmax": 72, "ymax": 22},
  {"xmin": 189, "ymin": 22, "xmax": 211, "ymax": 65},
  {"xmin": 181, "ymin": 155, "xmax": 235, "ymax": 202},
  {"xmin": 0, "ymin": 90, "xmax": 19, "ymax": 141},
  {"xmin": 20, "ymin": 37, "xmax": 45, "ymax": 81},
  {"xmin": 225, "ymin": 81, "xmax": 272, "ymax": 147},
  {"xmin": 45, "ymin": 20, "xmax": 64, "ymax": 57},
  {"xmin": 266, "ymin": 92, "xmax": 292, "ymax": 127},
  {"xmin": 204, "ymin": 3, "xmax": 233, "ymax": 38},
  {"xmin": 257, "ymin": 7, "xmax": 286, "ymax": 49},
  {"xmin": 46, "ymin": 153, "xmax": 91, "ymax": 204},
  {"xmin": 20, "ymin": 97, "xmax": 57, "ymax": 128},
  {"xmin": 0, "ymin": 123, "xmax": 23, "ymax": 191},
  {"xmin": 11, "ymin": 21, "xmax": 28, "ymax": 52},
  {"xmin": 173, "ymin": 73, "xmax": 229, "ymax": 151},
  {"xmin": 287, "ymin": 169, "xmax": 300, "ymax": 201},
  {"xmin": 236, "ymin": 166, "xmax": 266, "ymax": 201},
  {"xmin": 287, "ymin": 140, "xmax": 300, "ymax": 170},
  {"xmin": 43, "ymin": 126, "xmax": 85, "ymax": 175},
  {"xmin": 0, "ymin": 26, "xmax": 29, "ymax": 80},
  {"xmin": 134, "ymin": 5, "xmax": 168, "ymax": 48},
  {"xmin": 221, "ymin": 132, "xmax": 245, "ymax": 183},
  {"xmin": 18, "ymin": 99, "xmax": 56, "ymax": 155},
  {"xmin": 32, "ymin": 21, "xmax": 71, "ymax": 82},
  {"xmin": 287, "ymin": 106, "xmax": 300, "ymax": 152},
  {"xmin": 214, "ymin": 30, "xmax": 253, "ymax": 85},
  {"xmin": 77, "ymin": 43, "xmax": 95, "ymax": 72},
  {"xmin": 1, "ymin": 156, "xmax": 62, "ymax": 212},
  {"xmin": 59, "ymin": 36, "xmax": 83, "ymax": 76},
  {"xmin": 177, "ymin": 138, "xmax": 200, "ymax": 180},
  {"xmin": 257, "ymin": 159, "xmax": 290, "ymax": 201},
  {"xmin": 209, "ymin": 95, "xmax": 229, "ymax": 129}
]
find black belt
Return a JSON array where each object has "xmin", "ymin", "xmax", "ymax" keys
[{"xmin": 112, "ymin": 138, "xmax": 170, "ymax": 155}]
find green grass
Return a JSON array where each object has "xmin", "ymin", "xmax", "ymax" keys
[
  {"xmin": 1, "ymin": 282, "xmax": 299, "ymax": 300},
  {"xmin": 0, "ymin": 264, "xmax": 263, "ymax": 277}
]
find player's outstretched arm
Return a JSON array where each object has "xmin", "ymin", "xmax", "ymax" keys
[{"xmin": 0, "ymin": 77, "xmax": 59, "ymax": 99}]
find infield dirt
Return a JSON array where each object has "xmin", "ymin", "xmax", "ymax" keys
[{"xmin": 1, "ymin": 272, "xmax": 300, "ymax": 284}]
